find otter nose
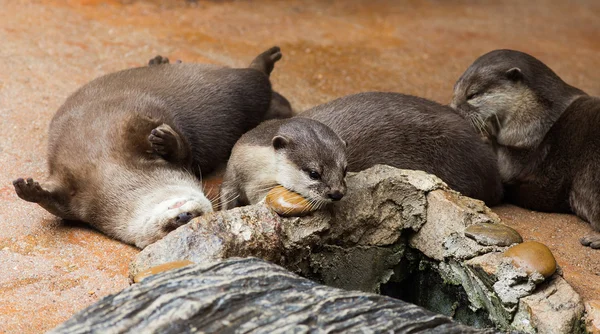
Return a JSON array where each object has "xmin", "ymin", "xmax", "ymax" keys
[
  {"xmin": 176, "ymin": 212, "xmax": 194, "ymax": 225},
  {"xmin": 327, "ymin": 191, "xmax": 344, "ymax": 201}
]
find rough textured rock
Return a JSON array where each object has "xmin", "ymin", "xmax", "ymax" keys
[
  {"xmin": 130, "ymin": 165, "xmax": 445, "ymax": 278},
  {"xmin": 465, "ymin": 223, "xmax": 523, "ymax": 247},
  {"xmin": 51, "ymin": 258, "xmax": 499, "ymax": 334},
  {"xmin": 128, "ymin": 165, "xmax": 585, "ymax": 333},
  {"xmin": 585, "ymin": 300, "xmax": 600, "ymax": 334},
  {"xmin": 409, "ymin": 190, "xmax": 502, "ymax": 261},
  {"xmin": 511, "ymin": 276, "xmax": 585, "ymax": 334}
]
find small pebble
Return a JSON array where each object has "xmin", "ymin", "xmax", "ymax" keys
[
  {"xmin": 465, "ymin": 223, "xmax": 523, "ymax": 246},
  {"xmin": 265, "ymin": 186, "xmax": 315, "ymax": 217},
  {"xmin": 503, "ymin": 241, "xmax": 557, "ymax": 278}
]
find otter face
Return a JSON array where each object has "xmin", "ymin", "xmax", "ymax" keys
[
  {"xmin": 128, "ymin": 181, "xmax": 213, "ymax": 249},
  {"xmin": 451, "ymin": 65, "xmax": 534, "ymax": 143},
  {"xmin": 272, "ymin": 133, "xmax": 347, "ymax": 208}
]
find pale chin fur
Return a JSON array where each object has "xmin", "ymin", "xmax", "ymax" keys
[
  {"xmin": 128, "ymin": 185, "xmax": 213, "ymax": 249},
  {"xmin": 275, "ymin": 154, "xmax": 328, "ymax": 203}
]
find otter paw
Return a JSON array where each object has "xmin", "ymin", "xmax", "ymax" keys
[
  {"xmin": 148, "ymin": 55, "xmax": 170, "ymax": 66},
  {"xmin": 148, "ymin": 124, "xmax": 179, "ymax": 157},
  {"xmin": 580, "ymin": 234, "xmax": 600, "ymax": 249},
  {"xmin": 13, "ymin": 178, "xmax": 48, "ymax": 203},
  {"xmin": 250, "ymin": 46, "xmax": 282, "ymax": 75}
]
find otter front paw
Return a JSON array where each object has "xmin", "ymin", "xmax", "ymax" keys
[
  {"xmin": 148, "ymin": 55, "xmax": 170, "ymax": 66},
  {"xmin": 148, "ymin": 124, "xmax": 180, "ymax": 157},
  {"xmin": 13, "ymin": 178, "xmax": 49, "ymax": 203},
  {"xmin": 580, "ymin": 233, "xmax": 600, "ymax": 249}
]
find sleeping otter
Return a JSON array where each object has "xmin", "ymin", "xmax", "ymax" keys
[{"xmin": 451, "ymin": 49, "xmax": 599, "ymax": 249}]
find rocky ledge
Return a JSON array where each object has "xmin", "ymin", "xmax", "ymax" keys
[{"xmin": 124, "ymin": 165, "xmax": 587, "ymax": 333}]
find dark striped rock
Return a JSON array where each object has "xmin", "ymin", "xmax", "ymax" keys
[{"xmin": 49, "ymin": 258, "xmax": 499, "ymax": 334}]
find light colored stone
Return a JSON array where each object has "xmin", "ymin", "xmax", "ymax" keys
[
  {"xmin": 409, "ymin": 190, "xmax": 502, "ymax": 261},
  {"xmin": 131, "ymin": 165, "xmax": 443, "ymax": 277},
  {"xmin": 585, "ymin": 300, "xmax": 600, "ymax": 334},
  {"xmin": 511, "ymin": 276, "xmax": 585, "ymax": 334}
]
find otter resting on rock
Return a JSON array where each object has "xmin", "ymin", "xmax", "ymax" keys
[
  {"xmin": 13, "ymin": 46, "xmax": 285, "ymax": 249},
  {"xmin": 299, "ymin": 92, "xmax": 504, "ymax": 206},
  {"xmin": 220, "ymin": 118, "xmax": 347, "ymax": 211},
  {"xmin": 451, "ymin": 49, "xmax": 600, "ymax": 249}
]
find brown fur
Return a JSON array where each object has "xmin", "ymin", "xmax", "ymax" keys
[
  {"xmin": 300, "ymin": 92, "xmax": 504, "ymax": 206},
  {"xmin": 451, "ymin": 49, "xmax": 599, "ymax": 249},
  {"xmin": 220, "ymin": 118, "xmax": 347, "ymax": 209},
  {"xmin": 13, "ymin": 47, "xmax": 285, "ymax": 248}
]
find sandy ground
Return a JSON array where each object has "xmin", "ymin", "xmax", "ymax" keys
[{"xmin": 0, "ymin": 0, "xmax": 598, "ymax": 332}]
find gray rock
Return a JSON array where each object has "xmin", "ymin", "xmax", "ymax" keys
[
  {"xmin": 409, "ymin": 190, "xmax": 502, "ymax": 261},
  {"xmin": 130, "ymin": 165, "xmax": 444, "ymax": 278},
  {"xmin": 127, "ymin": 165, "xmax": 585, "ymax": 333},
  {"xmin": 50, "ymin": 258, "xmax": 499, "ymax": 334},
  {"xmin": 511, "ymin": 276, "xmax": 585, "ymax": 334}
]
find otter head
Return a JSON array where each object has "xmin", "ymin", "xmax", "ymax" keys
[
  {"xmin": 272, "ymin": 118, "xmax": 347, "ymax": 207},
  {"xmin": 100, "ymin": 166, "xmax": 213, "ymax": 249},
  {"xmin": 451, "ymin": 49, "xmax": 580, "ymax": 150}
]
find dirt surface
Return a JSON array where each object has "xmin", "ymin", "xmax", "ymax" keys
[{"xmin": 0, "ymin": 0, "xmax": 598, "ymax": 332}]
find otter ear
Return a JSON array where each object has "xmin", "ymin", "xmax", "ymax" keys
[
  {"xmin": 506, "ymin": 67, "xmax": 523, "ymax": 81},
  {"xmin": 272, "ymin": 135, "xmax": 290, "ymax": 150}
]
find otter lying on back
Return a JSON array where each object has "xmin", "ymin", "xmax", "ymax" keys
[
  {"xmin": 300, "ymin": 92, "xmax": 504, "ymax": 206},
  {"xmin": 451, "ymin": 49, "xmax": 599, "ymax": 249},
  {"xmin": 13, "ymin": 47, "xmax": 286, "ymax": 248}
]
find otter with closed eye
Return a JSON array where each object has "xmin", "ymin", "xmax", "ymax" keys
[
  {"xmin": 451, "ymin": 49, "xmax": 600, "ymax": 249},
  {"xmin": 13, "ymin": 47, "xmax": 285, "ymax": 249},
  {"xmin": 220, "ymin": 118, "xmax": 347, "ymax": 210},
  {"xmin": 299, "ymin": 92, "xmax": 503, "ymax": 206}
]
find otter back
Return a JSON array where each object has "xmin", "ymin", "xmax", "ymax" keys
[{"xmin": 299, "ymin": 92, "xmax": 503, "ymax": 205}]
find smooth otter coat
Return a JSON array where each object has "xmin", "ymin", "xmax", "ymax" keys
[
  {"xmin": 13, "ymin": 47, "xmax": 284, "ymax": 248},
  {"xmin": 299, "ymin": 92, "xmax": 503, "ymax": 206},
  {"xmin": 451, "ymin": 49, "xmax": 600, "ymax": 249},
  {"xmin": 220, "ymin": 118, "xmax": 347, "ymax": 210}
]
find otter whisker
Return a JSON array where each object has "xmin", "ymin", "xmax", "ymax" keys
[{"xmin": 215, "ymin": 193, "xmax": 240, "ymax": 211}]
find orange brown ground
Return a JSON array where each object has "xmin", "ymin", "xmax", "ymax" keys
[{"xmin": 0, "ymin": 0, "xmax": 598, "ymax": 332}]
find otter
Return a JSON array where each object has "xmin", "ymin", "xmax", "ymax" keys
[
  {"xmin": 13, "ymin": 46, "xmax": 285, "ymax": 249},
  {"xmin": 220, "ymin": 117, "xmax": 347, "ymax": 210},
  {"xmin": 451, "ymin": 49, "xmax": 599, "ymax": 249},
  {"xmin": 299, "ymin": 92, "xmax": 503, "ymax": 206}
]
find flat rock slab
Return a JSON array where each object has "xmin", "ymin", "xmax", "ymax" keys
[{"xmin": 50, "ymin": 258, "xmax": 499, "ymax": 334}]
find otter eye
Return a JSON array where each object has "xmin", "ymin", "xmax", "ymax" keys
[
  {"xmin": 467, "ymin": 92, "xmax": 481, "ymax": 100},
  {"xmin": 303, "ymin": 168, "xmax": 321, "ymax": 180}
]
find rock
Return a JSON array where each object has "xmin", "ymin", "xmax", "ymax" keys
[
  {"xmin": 409, "ymin": 190, "xmax": 502, "ymax": 261},
  {"xmin": 130, "ymin": 165, "xmax": 444, "ymax": 278},
  {"xmin": 50, "ymin": 258, "xmax": 499, "ymax": 334},
  {"xmin": 265, "ymin": 185, "xmax": 315, "ymax": 217},
  {"xmin": 133, "ymin": 260, "xmax": 194, "ymax": 283},
  {"xmin": 126, "ymin": 165, "xmax": 584, "ymax": 333},
  {"xmin": 511, "ymin": 276, "xmax": 585, "ymax": 334},
  {"xmin": 503, "ymin": 241, "xmax": 557, "ymax": 278},
  {"xmin": 585, "ymin": 300, "xmax": 600, "ymax": 334},
  {"xmin": 130, "ymin": 204, "xmax": 286, "ymax": 278},
  {"xmin": 465, "ymin": 223, "xmax": 523, "ymax": 247}
]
